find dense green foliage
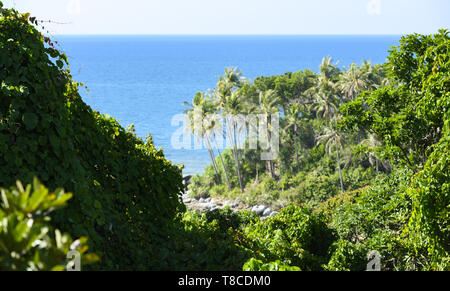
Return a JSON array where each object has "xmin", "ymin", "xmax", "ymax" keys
[
  {"xmin": 340, "ymin": 30, "xmax": 450, "ymax": 270},
  {"xmin": 156, "ymin": 208, "xmax": 256, "ymax": 270},
  {"xmin": 0, "ymin": 179, "xmax": 98, "ymax": 270},
  {"xmin": 184, "ymin": 30, "xmax": 449, "ymax": 271},
  {"xmin": 186, "ymin": 56, "xmax": 385, "ymax": 209},
  {"xmin": 1, "ymin": 3, "xmax": 448, "ymax": 271},
  {"xmin": 0, "ymin": 4, "xmax": 184, "ymax": 270},
  {"xmin": 243, "ymin": 258, "xmax": 301, "ymax": 271},
  {"xmin": 243, "ymin": 205, "xmax": 335, "ymax": 271}
]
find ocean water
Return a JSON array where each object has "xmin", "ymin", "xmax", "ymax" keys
[{"xmin": 54, "ymin": 35, "xmax": 399, "ymax": 175}]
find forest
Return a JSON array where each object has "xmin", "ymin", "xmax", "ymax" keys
[{"xmin": 0, "ymin": 4, "xmax": 448, "ymax": 271}]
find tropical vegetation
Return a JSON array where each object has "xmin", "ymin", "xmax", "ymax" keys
[{"xmin": 0, "ymin": 3, "xmax": 448, "ymax": 271}]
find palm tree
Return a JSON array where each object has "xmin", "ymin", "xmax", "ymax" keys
[
  {"xmin": 361, "ymin": 60, "xmax": 385, "ymax": 89},
  {"xmin": 204, "ymin": 113, "xmax": 232, "ymax": 190},
  {"xmin": 320, "ymin": 57, "xmax": 339, "ymax": 80},
  {"xmin": 258, "ymin": 89, "xmax": 280, "ymax": 179},
  {"xmin": 338, "ymin": 63, "xmax": 370, "ymax": 102},
  {"xmin": 215, "ymin": 67, "xmax": 244, "ymax": 107},
  {"xmin": 222, "ymin": 90, "xmax": 245, "ymax": 192},
  {"xmin": 311, "ymin": 92, "xmax": 339, "ymax": 123},
  {"xmin": 284, "ymin": 103, "xmax": 303, "ymax": 173},
  {"xmin": 215, "ymin": 68, "xmax": 246, "ymax": 192},
  {"xmin": 184, "ymin": 92, "xmax": 221, "ymax": 184},
  {"xmin": 312, "ymin": 56, "xmax": 340, "ymax": 97},
  {"xmin": 316, "ymin": 123, "xmax": 345, "ymax": 192},
  {"xmin": 360, "ymin": 133, "xmax": 382, "ymax": 172}
]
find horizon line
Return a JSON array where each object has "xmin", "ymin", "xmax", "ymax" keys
[{"xmin": 51, "ymin": 33, "xmax": 404, "ymax": 36}]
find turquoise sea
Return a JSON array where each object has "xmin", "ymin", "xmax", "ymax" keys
[{"xmin": 54, "ymin": 35, "xmax": 400, "ymax": 175}]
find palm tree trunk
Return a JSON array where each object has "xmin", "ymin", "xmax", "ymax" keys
[
  {"xmin": 231, "ymin": 122, "xmax": 244, "ymax": 192},
  {"xmin": 214, "ymin": 135, "xmax": 231, "ymax": 190},
  {"xmin": 294, "ymin": 125, "xmax": 300, "ymax": 173},
  {"xmin": 206, "ymin": 138, "xmax": 220, "ymax": 184},
  {"xmin": 266, "ymin": 118, "xmax": 276, "ymax": 179},
  {"xmin": 336, "ymin": 148, "xmax": 344, "ymax": 192}
]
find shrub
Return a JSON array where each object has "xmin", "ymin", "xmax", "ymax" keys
[
  {"xmin": 243, "ymin": 205, "xmax": 336, "ymax": 271},
  {"xmin": 205, "ymin": 207, "xmax": 259, "ymax": 232},
  {"xmin": 0, "ymin": 5, "xmax": 184, "ymax": 270},
  {"xmin": 327, "ymin": 168, "xmax": 415, "ymax": 270},
  {"xmin": 0, "ymin": 179, "xmax": 98, "ymax": 270},
  {"xmin": 154, "ymin": 211, "xmax": 252, "ymax": 271},
  {"xmin": 243, "ymin": 258, "xmax": 300, "ymax": 271},
  {"xmin": 324, "ymin": 240, "xmax": 368, "ymax": 271}
]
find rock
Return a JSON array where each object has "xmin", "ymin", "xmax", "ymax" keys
[
  {"xmin": 230, "ymin": 201, "xmax": 239, "ymax": 208},
  {"xmin": 251, "ymin": 205, "xmax": 266, "ymax": 215},
  {"xmin": 206, "ymin": 197, "xmax": 212, "ymax": 203},
  {"xmin": 205, "ymin": 203, "xmax": 216, "ymax": 210},
  {"xmin": 199, "ymin": 198, "xmax": 206, "ymax": 203},
  {"xmin": 183, "ymin": 198, "xmax": 192, "ymax": 204},
  {"xmin": 262, "ymin": 208, "xmax": 272, "ymax": 217},
  {"xmin": 270, "ymin": 211, "xmax": 279, "ymax": 217}
]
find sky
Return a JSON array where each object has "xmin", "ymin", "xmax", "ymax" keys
[{"xmin": 3, "ymin": 0, "xmax": 449, "ymax": 35}]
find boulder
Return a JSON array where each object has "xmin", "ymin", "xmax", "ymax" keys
[
  {"xmin": 262, "ymin": 208, "xmax": 272, "ymax": 217},
  {"xmin": 205, "ymin": 203, "xmax": 216, "ymax": 210},
  {"xmin": 251, "ymin": 205, "xmax": 266, "ymax": 215}
]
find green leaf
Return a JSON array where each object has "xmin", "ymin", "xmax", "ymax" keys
[
  {"xmin": 26, "ymin": 185, "xmax": 47, "ymax": 211},
  {"xmin": 22, "ymin": 113, "xmax": 39, "ymax": 131},
  {"xmin": 56, "ymin": 60, "xmax": 64, "ymax": 69}
]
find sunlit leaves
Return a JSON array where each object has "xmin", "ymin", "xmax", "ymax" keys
[{"xmin": 0, "ymin": 179, "xmax": 98, "ymax": 271}]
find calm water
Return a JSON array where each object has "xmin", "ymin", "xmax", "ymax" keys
[{"xmin": 54, "ymin": 35, "xmax": 399, "ymax": 175}]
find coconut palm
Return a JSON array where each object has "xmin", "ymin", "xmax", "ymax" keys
[
  {"xmin": 360, "ymin": 133, "xmax": 382, "ymax": 172},
  {"xmin": 310, "ymin": 56, "xmax": 340, "ymax": 97},
  {"xmin": 284, "ymin": 103, "xmax": 303, "ymax": 172},
  {"xmin": 258, "ymin": 89, "xmax": 280, "ymax": 179},
  {"xmin": 316, "ymin": 122, "xmax": 345, "ymax": 192},
  {"xmin": 222, "ymin": 90, "xmax": 245, "ymax": 192},
  {"xmin": 204, "ymin": 113, "xmax": 232, "ymax": 190},
  {"xmin": 320, "ymin": 56, "xmax": 340, "ymax": 81},
  {"xmin": 184, "ymin": 92, "xmax": 221, "ymax": 183},
  {"xmin": 361, "ymin": 60, "xmax": 386, "ymax": 89},
  {"xmin": 338, "ymin": 63, "xmax": 370, "ymax": 102},
  {"xmin": 311, "ymin": 92, "xmax": 339, "ymax": 123}
]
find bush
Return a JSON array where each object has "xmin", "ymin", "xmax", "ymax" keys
[
  {"xmin": 243, "ymin": 205, "xmax": 336, "ymax": 271},
  {"xmin": 0, "ymin": 179, "xmax": 98, "ymax": 270},
  {"xmin": 205, "ymin": 207, "xmax": 259, "ymax": 232},
  {"xmin": 0, "ymin": 6, "xmax": 184, "ymax": 270},
  {"xmin": 153, "ymin": 211, "xmax": 253, "ymax": 271},
  {"xmin": 324, "ymin": 240, "xmax": 368, "ymax": 271},
  {"xmin": 325, "ymin": 168, "xmax": 415, "ymax": 270},
  {"xmin": 243, "ymin": 258, "xmax": 300, "ymax": 271}
]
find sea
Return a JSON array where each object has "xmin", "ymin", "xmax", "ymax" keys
[{"xmin": 53, "ymin": 35, "xmax": 400, "ymax": 176}]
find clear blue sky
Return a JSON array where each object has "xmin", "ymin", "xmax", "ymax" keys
[{"xmin": 3, "ymin": 0, "xmax": 449, "ymax": 35}]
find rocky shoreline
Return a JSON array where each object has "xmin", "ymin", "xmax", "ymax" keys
[{"xmin": 181, "ymin": 192, "xmax": 279, "ymax": 220}]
